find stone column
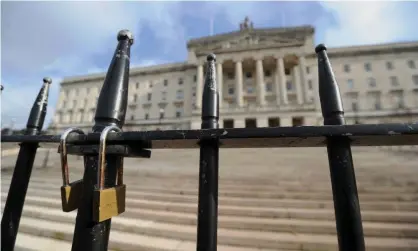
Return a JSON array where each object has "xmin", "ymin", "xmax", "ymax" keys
[
  {"xmin": 274, "ymin": 72, "xmax": 280, "ymax": 105},
  {"xmin": 235, "ymin": 60, "xmax": 243, "ymax": 107},
  {"xmin": 276, "ymin": 57, "xmax": 288, "ymax": 105},
  {"xmin": 299, "ymin": 56, "xmax": 308, "ymax": 102},
  {"xmin": 293, "ymin": 65, "xmax": 304, "ymax": 105},
  {"xmin": 196, "ymin": 64, "xmax": 204, "ymax": 109},
  {"xmin": 256, "ymin": 58, "xmax": 266, "ymax": 106},
  {"xmin": 216, "ymin": 61, "xmax": 223, "ymax": 108}
]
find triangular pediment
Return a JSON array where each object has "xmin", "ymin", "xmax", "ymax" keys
[{"xmin": 188, "ymin": 26, "xmax": 313, "ymax": 53}]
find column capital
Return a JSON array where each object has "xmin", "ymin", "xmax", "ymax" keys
[
  {"xmin": 232, "ymin": 57, "xmax": 243, "ymax": 63},
  {"xmin": 253, "ymin": 55, "xmax": 264, "ymax": 61},
  {"xmin": 274, "ymin": 54, "xmax": 285, "ymax": 60}
]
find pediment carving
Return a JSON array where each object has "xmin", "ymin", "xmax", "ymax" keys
[{"xmin": 195, "ymin": 32, "xmax": 305, "ymax": 52}]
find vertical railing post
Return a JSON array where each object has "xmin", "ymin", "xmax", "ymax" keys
[
  {"xmin": 196, "ymin": 54, "xmax": 220, "ymax": 251},
  {"xmin": 70, "ymin": 30, "xmax": 133, "ymax": 251},
  {"xmin": 316, "ymin": 44, "xmax": 366, "ymax": 251},
  {"xmin": 1, "ymin": 77, "xmax": 52, "ymax": 251}
]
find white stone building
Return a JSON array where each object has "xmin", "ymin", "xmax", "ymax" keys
[{"xmin": 50, "ymin": 18, "xmax": 418, "ymax": 133}]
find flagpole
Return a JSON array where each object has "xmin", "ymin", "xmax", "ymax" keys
[{"xmin": 210, "ymin": 16, "xmax": 214, "ymax": 36}]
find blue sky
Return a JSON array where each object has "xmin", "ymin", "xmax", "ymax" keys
[{"xmin": 2, "ymin": 1, "xmax": 418, "ymax": 129}]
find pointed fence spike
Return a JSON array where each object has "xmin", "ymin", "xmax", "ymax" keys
[
  {"xmin": 94, "ymin": 29, "xmax": 134, "ymax": 129},
  {"xmin": 316, "ymin": 44, "xmax": 345, "ymax": 125},
  {"xmin": 201, "ymin": 53, "xmax": 219, "ymax": 129}
]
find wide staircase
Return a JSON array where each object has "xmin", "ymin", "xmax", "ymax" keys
[{"xmin": 2, "ymin": 146, "xmax": 418, "ymax": 251}]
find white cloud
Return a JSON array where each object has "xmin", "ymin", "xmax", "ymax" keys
[
  {"xmin": 319, "ymin": 2, "xmax": 413, "ymax": 47},
  {"xmin": 1, "ymin": 1, "xmax": 186, "ymax": 129}
]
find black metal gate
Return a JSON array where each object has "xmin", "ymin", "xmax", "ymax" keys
[{"xmin": 2, "ymin": 29, "xmax": 418, "ymax": 251}]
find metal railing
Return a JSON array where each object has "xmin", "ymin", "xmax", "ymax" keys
[{"xmin": 2, "ymin": 29, "xmax": 418, "ymax": 251}]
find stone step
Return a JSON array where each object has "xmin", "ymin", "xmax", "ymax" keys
[
  {"xmin": 4, "ymin": 165, "xmax": 417, "ymax": 190},
  {"xmin": 4, "ymin": 172, "xmax": 417, "ymax": 195},
  {"xmin": 4, "ymin": 183, "xmax": 417, "ymax": 212},
  {"xmin": 14, "ymin": 233, "xmax": 72, "ymax": 251},
  {"xmin": 15, "ymin": 214, "xmax": 418, "ymax": 251},
  {"xmin": 4, "ymin": 177, "xmax": 417, "ymax": 202},
  {"xmin": 4, "ymin": 193, "xmax": 417, "ymax": 224},
  {"xmin": 14, "ymin": 216, "xmax": 288, "ymax": 251},
  {"xmin": 13, "ymin": 203, "xmax": 418, "ymax": 239}
]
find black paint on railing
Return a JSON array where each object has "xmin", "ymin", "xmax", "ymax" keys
[
  {"xmin": 1, "ymin": 30, "xmax": 417, "ymax": 251},
  {"xmin": 3, "ymin": 123, "xmax": 418, "ymax": 148},
  {"xmin": 196, "ymin": 54, "xmax": 220, "ymax": 251},
  {"xmin": 316, "ymin": 44, "xmax": 366, "ymax": 251},
  {"xmin": 1, "ymin": 77, "xmax": 52, "ymax": 251},
  {"xmin": 70, "ymin": 30, "xmax": 133, "ymax": 251}
]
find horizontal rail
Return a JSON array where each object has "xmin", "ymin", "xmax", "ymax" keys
[{"xmin": 2, "ymin": 123, "xmax": 418, "ymax": 148}]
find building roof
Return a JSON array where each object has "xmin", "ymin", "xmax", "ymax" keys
[{"xmin": 60, "ymin": 16, "xmax": 418, "ymax": 86}]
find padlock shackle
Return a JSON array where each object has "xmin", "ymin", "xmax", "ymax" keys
[
  {"xmin": 98, "ymin": 125, "xmax": 122, "ymax": 190},
  {"xmin": 60, "ymin": 128, "xmax": 85, "ymax": 186}
]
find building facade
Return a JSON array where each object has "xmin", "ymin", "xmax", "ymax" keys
[{"xmin": 51, "ymin": 18, "xmax": 418, "ymax": 133}]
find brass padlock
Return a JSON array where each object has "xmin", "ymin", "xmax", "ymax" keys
[
  {"xmin": 92, "ymin": 125, "xmax": 126, "ymax": 222},
  {"xmin": 60, "ymin": 128, "xmax": 85, "ymax": 212}
]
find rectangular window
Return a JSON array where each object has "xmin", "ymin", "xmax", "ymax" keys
[
  {"xmin": 223, "ymin": 119, "xmax": 234, "ymax": 128},
  {"xmin": 364, "ymin": 63, "xmax": 371, "ymax": 72},
  {"xmin": 351, "ymin": 102, "xmax": 358, "ymax": 111},
  {"xmin": 265, "ymin": 82, "xmax": 273, "ymax": 92},
  {"xmin": 161, "ymin": 91, "xmax": 167, "ymax": 101},
  {"xmin": 228, "ymin": 87, "xmax": 234, "ymax": 95},
  {"xmin": 178, "ymin": 78, "xmax": 183, "ymax": 85},
  {"xmin": 268, "ymin": 117, "xmax": 280, "ymax": 127},
  {"xmin": 412, "ymin": 75, "xmax": 418, "ymax": 85},
  {"xmin": 147, "ymin": 93, "xmax": 152, "ymax": 101},
  {"xmin": 176, "ymin": 107, "xmax": 183, "ymax": 118},
  {"xmin": 408, "ymin": 60, "xmax": 416, "ymax": 69},
  {"xmin": 344, "ymin": 64, "xmax": 350, "ymax": 73},
  {"xmin": 390, "ymin": 76, "xmax": 399, "ymax": 86},
  {"xmin": 347, "ymin": 79, "xmax": 354, "ymax": 89},
  {"xmin": 163, "ymin": 80, "xmax": 168, "ymax": 86},
  {"xmin": 386, "ymin": 61, "xmax": 394, "ymax": 70},
  {"xmin": 308, "ymin": 80, "xmax": 313, "ymax": 90},
  {"xmin": 368, "ymin": 77, "xmax": 376, "ymax": 87},
  {"xmin": 264, "ymin": 70, "xmax": 271, "ymax": 77},
  {"xmin": 176, "ymin": 90, "xmax": 184, "ymax": 99},
  {"xmin": 286, "ymin": 80, "xmax": 293, "ymax": 91}
]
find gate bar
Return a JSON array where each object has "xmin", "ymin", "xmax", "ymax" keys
[
  {"xmin": 196, "ymin": 54, "xmax": 220, "ymax": 251},
  {"xmin": 317, "ymin": 44, "xmax": 365, "ymax": 251},
  {"xmin": 3, "ymin": 123, "xmax": 418, "ymax": 148},
  {"xmin": 70, "ymin": 30, "xmax": 133, "ymax": 251},
  {"xmin": 1, "ymin": 77, "xmax": 52, "ymax": 251}
]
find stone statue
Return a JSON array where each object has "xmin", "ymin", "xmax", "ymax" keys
[{"xmin": 240, "ymin": 16, "xmax": 254, "ymax": 31}]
